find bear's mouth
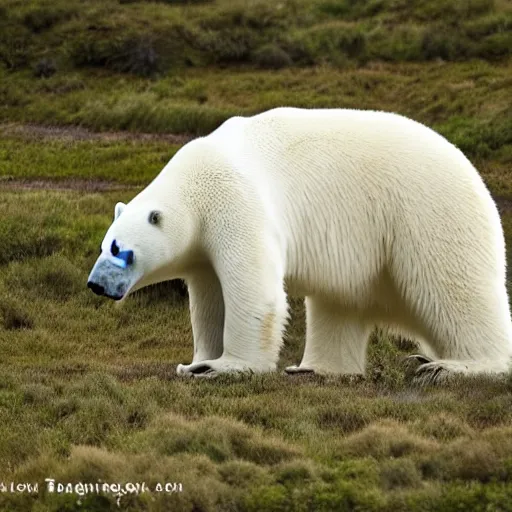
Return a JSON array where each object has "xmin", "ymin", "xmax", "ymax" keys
[
  {"xmin": 86, "ymin": 280, "xmax": 125, "ymax": 301},
  {"xmin": 105, "ymin": 292, "xmax": 124, "ymax": 301}
]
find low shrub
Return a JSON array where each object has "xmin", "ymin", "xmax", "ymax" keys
[
  {"xmin": 0, "ymin": 220, "xmax": 62, "ymax": 265},
  {"xmin": 33, "ymin": 58, "xmax": 57, "ymax": 78},
  {"xmin": 192, "ymin": 27, "xmax": 260, "ymax": 65},
  {"xmin": 367, "ymin": 25, "xmax": 424, "ymax": 62},
  {"xmin": 69, "ymin": 34, "xmax": 162, "ymax": 77},
  {"xmin": 120, "ymin": 0, "xmax": 214, "ymax": 4},
  {"xmin": 0, "ymin": 27, "xmax": 32, "ymax": 70},
  {"xmin": 252, "ymin": 44, "xmax": 293, "ymax": 69},
  {"xmin": 380, "ymin": 458, "xmax": 422, "ymax": 489},
  {"xmin": 436, "ymin": 115, "xmax": 512, "ymax": 160},
  {"xmin": 473, "ymin": 31, "xmax": 512, "ymax": 60},
  {"xmin": 414, "ymin": 0, "xmax": 495, "ymax": 22},
  {"xmin": 78, "ymin": 95, "xmax": 235, "ymax": 135},
  {"xmin": 4, "ymin": 254, "xmax": 84, "ymax": 303},
  {"xmin": 0, "ymin": 297, "xmax": 34, "ymax": 330},
  {"xmin": 316, "ymin": 0, "xmax": 386, "ymax": 20},
  {"xmin": 23, "ymin": 6, "xmax": 77, "ymax": 33},
  {"xmin": 289, "ymin": 24, "xmax": 367, "ymax": 66},
  {"xmin": 421, "ymin": 26, "xmax": 470, "ymax": 61}
]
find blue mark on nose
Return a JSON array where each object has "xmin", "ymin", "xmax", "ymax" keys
[{"xmin": 111, "ymin": 250, "xmax": 134, "ymax": 269}]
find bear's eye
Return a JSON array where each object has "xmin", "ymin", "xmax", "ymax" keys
[
  {"xmin": 148, "ymin": 210, "xmax": 161, "ymax": 226},
  {"xmin": 111, "ymin": 240, "xmax": 120, "ymax": 256}
]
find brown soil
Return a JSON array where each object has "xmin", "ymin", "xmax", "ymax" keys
[
  {"xmin": 0, "ymin": 177, "xmax": 139, "ymax": 192},
  {"xmin": 0, "ymin": 123, "xmax": 194, "ymax": 145}
]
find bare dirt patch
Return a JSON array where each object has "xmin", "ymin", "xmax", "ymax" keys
[
  {"xmin": 0, "ymin": 123, "xmax": 194, "ymax": 145},
  {"xmin": 0, "ymin": 177, "xmax": 139, "ymax": 192}
]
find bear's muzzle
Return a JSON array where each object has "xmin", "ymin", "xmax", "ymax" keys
[{"xmin": 87, "ymin": 256, "xmax": 135, "ymax": 301}]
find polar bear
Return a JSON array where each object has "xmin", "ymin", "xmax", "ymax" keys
[{"xmin": 87, "ymin": 107, "xmax": 512, "ymax": 382}]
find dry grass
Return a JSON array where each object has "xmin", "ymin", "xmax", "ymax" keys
[
  {"xmin": 0, "ymin": 1, "xmax": 511, "ymax": 510},
  {"xmin": 0, "ymin": 109, "xmax": 511, "ymax": 507},
  {"xmin": 1, "ymin": 190, "xmax": 512, "ymax": 510}
]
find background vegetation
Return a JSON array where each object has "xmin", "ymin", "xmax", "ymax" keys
[{"xmin": 0, "ymin": 0, "xmax": 511, "ymax": 510}]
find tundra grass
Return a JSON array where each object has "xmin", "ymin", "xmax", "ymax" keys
[
  {"xmin": 1, "ymin": 131, "xmax": 511, "ymax": 205},
  {"xmin": 1, "ymin": 60, "xmax": 511, "ymax": 163},
  {"xmin": 1, "ymin": 0, "xmax": 511, "ymax": 76},
  {"xmin": 0, "ymin": 0, "xmax": 512, "ymax": 509},
  {"xmin": 1, "ymin": 185, "xmax": 512, "ymax": 510},
  {"xmin": 0, "ymin": 136, "xmax": 180, "ymax": 185}
]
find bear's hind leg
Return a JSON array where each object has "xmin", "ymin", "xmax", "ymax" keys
[
  {"xmin": 410, "ymin": 294, "xmax": 512, "ymax": 385},
  {"xmin": 176, "ymin": 266, "xmax": 224, "ymax": 376},
  {"xmin": 286, "ymin": 297, "xmax": 372, "ymax": 375}
]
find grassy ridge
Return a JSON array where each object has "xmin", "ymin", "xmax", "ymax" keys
[
  {"xmin": 1, "ymin": 0, "xmax": 511, "ymax": 76},
  {"xmin": 0, "ymin": 0, "xmax": 510, "ymax": 161},
  {"xmin": 1, "ymin": 61, "xmax": 511, "ymax": 165}
]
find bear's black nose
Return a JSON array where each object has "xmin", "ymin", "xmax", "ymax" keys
[{"xmin": 87, "ymin": 281, "xmax": 105, "ymax": 296}]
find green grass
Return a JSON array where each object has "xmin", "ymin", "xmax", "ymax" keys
[
  {"xmin": 1, "ymin": 61, "xmax": 511, "ymax": 164},
  {"xmin": 0, "ymin": 0, "xmax": 510, "ymax": 76},
  {"xmin": 1, "ymin": 125, "xmax": 511, "ymax": 200},
  {"xmin": 1, "ymin": 0, "xmax": 512, "ymax": 510},
  {"xmin": 0, "ymin": 161, "xmax": 512, "ymax": 510},
  {"xmin": 0, "ymin": 136, "xmax": 179, "ymax": 184}
]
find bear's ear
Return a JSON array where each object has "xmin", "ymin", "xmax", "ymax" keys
[{"xmin": 114, "ymin": 202, "xmax": 126, "ymax": 220}]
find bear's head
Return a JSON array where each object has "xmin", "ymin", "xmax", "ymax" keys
[{"xmin": 87, "ymin": 198, "xmax": 194, "ymax": 301}]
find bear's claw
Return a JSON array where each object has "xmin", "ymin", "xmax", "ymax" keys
[
  {"xmin": 189, "ymin": 364, "xmax": 215, "ymax": 375},
  {"xmin": 176, "ymin": 357, "xmax": 268, "ymax": 378},
  {"xmin": 284, "ymin": 365, "xmax": 315, "ymax": 375},
  {"xmin": 412, "ymin": 361, "xmax": 458, "ymax": 385},
  {"xmin": 190, "ymin": 366, "xmax": 219, "ymax": 379},
  {"xmin": 406, "ymin": 354, "xmax": 433, "ymax": 365},
  {"xmin": 176, "ymin": 362, "xmax": 216, "ymax": 378}
]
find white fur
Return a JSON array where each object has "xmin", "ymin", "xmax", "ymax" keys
[{"xmin": 104, "ymin": 107, "xmax": 512, "ymax": 380}]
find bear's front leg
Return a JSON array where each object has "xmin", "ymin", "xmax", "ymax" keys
[
  {"xmin": 176, "ymin": 266, "xmax": 224, "ymax": 377},
  {"xmin": 178, "ymin": 230, "xmax": 288, "ymax": 378}
]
